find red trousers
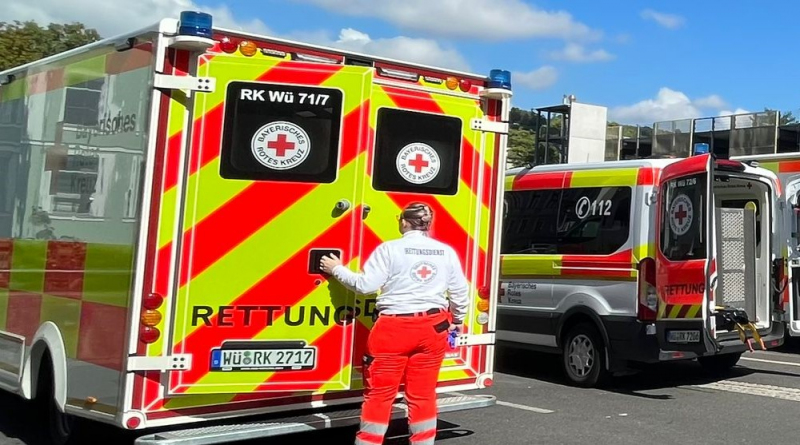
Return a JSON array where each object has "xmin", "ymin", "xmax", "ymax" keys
[{"xmin": 354, "ymin": 309, "xmax": 449, "ymax": 445}]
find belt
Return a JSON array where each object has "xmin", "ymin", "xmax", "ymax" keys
[{"xmin": 379, "ymin": 308, "xmax": 444, "ymax": 318}]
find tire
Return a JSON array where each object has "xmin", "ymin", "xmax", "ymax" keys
[
  {"xmin": 698, "ymin": 353, "xmax": 742, "ymax": 375},
  {"xmin": 562, "ymin": 322, "xmax": 609, "ymax": 388},
  {"xmin": 37, "ymin": 353, "xmax": 81, "ymax": 445}
]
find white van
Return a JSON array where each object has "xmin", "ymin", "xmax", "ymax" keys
[{"xmin": 497, "ymin": 154, "xmax": 786, "ymax": 387}]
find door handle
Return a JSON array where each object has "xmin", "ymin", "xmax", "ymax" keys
[
  {"xmin": 362, "ymin": 205, "xmax": 371, "ymax": 220},
  {"xmin": 335, "ymin": 199, "xmax": 351, "ymax": 211}
]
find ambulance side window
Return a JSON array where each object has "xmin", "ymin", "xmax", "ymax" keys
[
  {"xmin": 500, "ymin": 189, "xmax": 561, "ymax": 254},
  {"xmin": 557, "ymin": 187, "xmax": 632, "ymax": 255},
  {"xmin": 661, "ymin": 173, "xmax": 706, "ymax": 261},
  {"xmin": 371, "ymin": 108, "xmax": 462, "ymax": 195},
  {"xmin": 218, "ymin": 82, "xmax": 344, "ymax": 183}
]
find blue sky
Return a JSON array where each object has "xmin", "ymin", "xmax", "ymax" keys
[{"xmin": 7, "ymin": 0, "xmax": 799, "ymax": 125}]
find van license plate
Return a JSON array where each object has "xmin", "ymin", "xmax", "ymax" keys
[
  {"xmin": 210, "ymin": 347, "xmax": 316, "ymax": 372},
  {"xmin": 667, "ymin": 330, "xmax": 700, "ymax": 343}
]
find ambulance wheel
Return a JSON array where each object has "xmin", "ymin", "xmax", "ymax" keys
[
  {"xmin": 698, "ymin": 353, "xmax": 742, "ymax": 375},
  {"xmin": 37, "ymin": 352, "xmax": 82, "ymax": 445},
  {"xmin": 562, "ymin": 323, "xmax": 608, "ymax": 388}
]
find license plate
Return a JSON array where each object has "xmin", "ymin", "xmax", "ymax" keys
[
  {"xmin": 667, "ymin": 330, "xmax": 700, "ymax": 343},
  {"xmin": 210, "ymin": 344, "xmax": 316, "ymax": 372}
]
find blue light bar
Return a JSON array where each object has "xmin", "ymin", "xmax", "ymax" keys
[
  {"xmin": 487, "ymin": 69, "xmax": 511, "ymax": 90},
  {"xmin": 178, "ymin": 11, "xmax": 213, "ymax": 39},
  {"xmin": 694, "ymin": 142, "xmax": 709, "ymax": 155}
]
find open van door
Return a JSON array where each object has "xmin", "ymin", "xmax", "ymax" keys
[
  {"xmin": 786, "ymin": 179, "xmax": 800, "ymax": 336},
  {"xmin": 655, "ymin": 154, "xmax": 719, "ymax": 355}
]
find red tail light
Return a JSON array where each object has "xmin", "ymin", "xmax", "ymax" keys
[
  {"xmin": 139, "ymin": 293, "xmax": 164, "ymax": 344},
  {"xmin": 637, "ymin": 258, "xmax": 658, "ymax": 321},
  {"xmin": 139, "ymin": 326, "xmax": 160, "ymax": 344}
]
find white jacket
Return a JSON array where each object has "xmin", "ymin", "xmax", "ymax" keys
[{"xmin": 331, "ymin": 230, "xmax": 470, "ymax": 323}]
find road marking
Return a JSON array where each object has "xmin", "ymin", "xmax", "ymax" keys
[
  {"xmin": 447, "ymin": 392, "xmax": 554, "ymax": 414},
  {"xmin": 495, "ymin": 400, "xmax": 554, "ymax": 414},
  {"xmin": 741, "ymin": 356, "xmax": 800, "ymax": 368},
  {"xmin": 694, "ymin": 380, "xmax": 800, "ymax": 402}
]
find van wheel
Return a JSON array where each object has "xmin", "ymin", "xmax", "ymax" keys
[
  {"xmin": 37, "ymin": 353, "xmax": 81, "ymax": 445},
  {"xmin": 698, "ymin": 353, "xmax": 742, "ymax": 375},
  {"xmin": 562, "ymin": 323, "xmax": 609, "ymax": 388}
]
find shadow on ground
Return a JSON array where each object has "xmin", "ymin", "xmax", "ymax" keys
[
  {"xmin": 0, "ymin": 391, "xmax": 473, "ymax": 445},
  {"xmin": 493, "ymin": 341, "xmax": 800, "ymax": 398}
]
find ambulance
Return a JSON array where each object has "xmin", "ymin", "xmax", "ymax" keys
[
  {"xmin": 497, "ymin": 154, "xmax": 786, "ymax": 387},
  {"xmin": 0, "ymin": 11, "xmax": 509, "ymax": 444}
]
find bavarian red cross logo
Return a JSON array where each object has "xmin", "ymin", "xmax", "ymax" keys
[
  {"xmin": 396, "ymin": 142, "xmax": 441, "ymax": 184},
  {"xmin": 251, "ymin": 121, "xmax": 311, "ymax": 170},
  {"xmin": 410, "ymin": 261, "xmax": 438, "ymax": 283},
  {"xmin": 668, "ymin": 194, "xmax": 693, "ymax": 236}
]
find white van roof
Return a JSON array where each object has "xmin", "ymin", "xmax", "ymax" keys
[{"xmin": 506, "ymin": 158, "xmax": 679, "ymax": 177}]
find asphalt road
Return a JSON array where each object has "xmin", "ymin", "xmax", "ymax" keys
[{"xmin": 6, "ymin": 339, "xmax": 800, "ymax": 445}]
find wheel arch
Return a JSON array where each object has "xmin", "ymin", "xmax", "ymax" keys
[
  {"xmin": 20, "ymin": 321, "xmax": 68, "ymax": 410},
  {"xmin": 556, "ymin": 306, "xmax": 611, "ymax": 351}
]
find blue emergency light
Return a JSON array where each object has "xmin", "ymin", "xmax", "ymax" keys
[
  {"xmin": 694, "ymin": 143, "xmax": 709, "ymax": 155},
  {"xmin": 178, "ymin": 11, "xmax": 213, "ymax": 39},
  {"xmin": 488, "ymin": 69, "xmax": 512, "ymax": 90}
]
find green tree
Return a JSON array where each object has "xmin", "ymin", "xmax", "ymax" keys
[
  {"xmin": 507, "ymin": 128, "xmax": 536, "ymax": 167},
  {"xmin": 0, "ymin": 20, "xmax": 101, "ymax": 71}
]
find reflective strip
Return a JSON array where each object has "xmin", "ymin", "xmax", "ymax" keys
[
  {"xmin": 360, "ymin": 420, "xmax": 388, "ymax": 436},
  {"xmin": 409, "ymin": 418, "xmax": 438, "ymax": 434}
]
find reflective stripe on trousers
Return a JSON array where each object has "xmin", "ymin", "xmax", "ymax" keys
[
  {"xmin": 409, "ymin": 417, "xmax": 439, "ymax": 445},
  {"xmin": 354, "ymin": 311, "xmax": 449, "ymax": 445},
  {"xmin": 354, "ymin": 421, "xmax": 388, "ymax": 445}
]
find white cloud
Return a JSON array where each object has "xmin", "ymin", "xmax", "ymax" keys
[
  {"xmin": 640, "ymin": 9, "xmax": 686, "ymax": 29},
  {"xmin": 329, "ymin": 28, "xmax": 470, "ymax": 71},
  {"xmin": 694, "ymin": 94, "xmax": 727, "ymax": 109},
  {"xmin": 548, "ymin": 43, "xmax": 614, "ymax": 63},
  {"xmin": 513, "ymin": 66, "xmax": 558, "ymax": 90},
  {"xmin": 1, "ymin": 0, "xmax": 272, "ymax": 38},
  {"xmin": 293, "ymin": 0, "xmax": 601, "ymax": 41},
  {"xmin": 719, "ymin": 108, "xmax": 750, "ymax": 116},
  {"xmin": 610, "ymin": 88, "xmax": 742, "ymax": 124}
]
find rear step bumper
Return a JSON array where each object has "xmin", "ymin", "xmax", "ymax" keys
[{"xmin": 134, "ymin": 393, "xmax": 495, "ymax": 445}]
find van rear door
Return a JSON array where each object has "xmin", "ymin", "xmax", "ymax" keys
[
  {"xmin": 655, "ymin": 154, "xmax": 718, "ymax": 355},
  {"xmin": 785, "ymin": 178, "xmax": 800, "ymax": 335}
]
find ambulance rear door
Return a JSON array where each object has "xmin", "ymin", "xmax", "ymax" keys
[
  {"xmin": 165, "ymin": 53, "xmax": 374, "ymax": 395},
  {"xmin": 655, "ymin": 154, "xmax": 719, "ymax": 355},
  {"xmin": 785, "ymin": 178, "xmax": 800, "ymax": 335},
  {"xmin": 363, "ymin": 72, "xmax": 499, "ymax": 388}
]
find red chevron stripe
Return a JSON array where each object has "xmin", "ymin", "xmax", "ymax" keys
[
  {"xmin": 380, "ymin": 85, "xmax": 444, "ymax": 114},
  {"xmin": 171, "ymin": 223, "xmax": 382, "ymax": 395},
  {"xmin": 459, "ymin": 136, "xmax": 492, "ymax": 208},
  {"xmin": 163, "ymin": 61, "xmax": 344, "ymax": 192},
  {"xmin": 171, "ymin": 211, "xmax": 366, "ymax": 391},
  {"xmin": 176, "ymin": 181, "xmax": 315, "ymax": 288},
  {"xmin": 171, "ymin": 217, "xmax": 353, "ymax": 390},
  {"xmin": 161, "ymin": 48, "xmax": 192, "ymax": 200},
  {"xmin": 677, "ymin": 305, "xmax": 691, "ymax": 319},
  {"xmin": 170, "ymin": 100, "xmax": 370, "ymax": 288}
]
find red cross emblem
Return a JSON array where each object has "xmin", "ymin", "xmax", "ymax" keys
[
  {"xmin": 416, "ymin": 265, "xmax": 432, "ymax": 279},
  {"xmin": 408, "ymin": 153, "xmax": 429, "ymax": 173},
  {"xmin": 267, "ymin": 134, "xmax": 296, "ymax": 157},
  {"xmin": 673, "ymin": 204, "xmax": 688, "ymax": 225}
]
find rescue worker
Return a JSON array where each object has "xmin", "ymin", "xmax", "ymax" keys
[{"xmin": 320, "ymin": 202, "xmax": 469, "ymax": 445}]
